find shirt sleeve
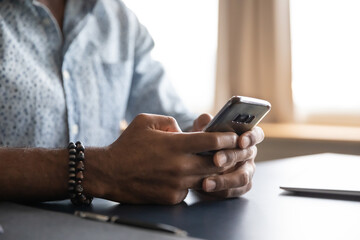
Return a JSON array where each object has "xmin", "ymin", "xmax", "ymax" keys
[{"xmin": 125, "ymin": 19, "xmax": 196, "ymax": 131}]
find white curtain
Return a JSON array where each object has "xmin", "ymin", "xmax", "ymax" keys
[{"xmin": 215, "ymin": 0, "xmax": 293, "ymax": 123}]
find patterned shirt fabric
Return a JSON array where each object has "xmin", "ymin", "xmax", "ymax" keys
[{"xmin": 0, "ymin": 0, "xmax": 195, "ymax": 148}]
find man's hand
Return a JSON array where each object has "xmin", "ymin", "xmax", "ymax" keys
[
  {"xmin": 92, "ymin": 114, "xmax": 241, "ymax": 205},
  {"xmin": 192, "ymin": 113, "xmax": 265, "ymax": 198}
]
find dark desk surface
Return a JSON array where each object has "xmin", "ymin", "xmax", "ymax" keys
[{"xmin": 31, "ymin": 153, "xmax": 360, "ymax": 240}]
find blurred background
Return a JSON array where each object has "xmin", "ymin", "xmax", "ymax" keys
[{"xmin": 124, "ymin": 0, "xmax": 360, "ymax": 161}]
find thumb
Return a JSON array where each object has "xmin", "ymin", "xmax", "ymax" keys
[{"xmin": 192, "ymin": 113, "xmax": 213, "ymax": 131}]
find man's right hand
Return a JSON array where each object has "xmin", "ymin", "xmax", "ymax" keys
[{"xmin": 85, "ymin": 113, "xmax": 239, "ymax": 205}]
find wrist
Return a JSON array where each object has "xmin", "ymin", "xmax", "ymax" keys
[{"xmin": 82, "ymin": 147, "xmax": 111, "ymax": 199}]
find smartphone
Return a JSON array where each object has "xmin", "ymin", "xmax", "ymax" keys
[
  {"xmin": 204, "ymin": 96, "xmax": 271, "ymax": 136},
  {"xmin": 198, "ymin": 96, "xmax": 270, "ymax": 155}
]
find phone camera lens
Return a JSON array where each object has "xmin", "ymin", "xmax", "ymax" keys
[
  {"xmin": 233, "ymin": 114, "xmax": 255, "ymax": 124},
  {"xmin": 233, "ymin": 114, "xmax": 249, "ymax": 123},
  {"xmin": 245, "ymin": 115, "xmax": 255, "ymax": 124}
]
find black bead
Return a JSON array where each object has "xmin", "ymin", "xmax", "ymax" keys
[
  {"xmin": 75, "ymin": 184, "xmax": 83, "ymax": 193},
  {"xmin": 75, "ymin": 141, "xmax": 85, "ymax": 151},
  {"xmin": 79, "ymin": 194, "xmax": 87, "ymax": 202},
  {"xmin": 76, "ymin": 161, "xmax": 84, "ymax": 171},
  {"xmin": 68, "ymin": 142, "xmax": 76, "ymax": 149},
  {"xmin": 78, "ymin": 145, "xmax": 85, "ymax": 152},
  {"xmin": 76, "ymin": 171, "xmax": 84, "ymax": 180},
  {"xmin": 71, "ymin": 198, "xmax": 80, "ymax": 206},
  {"xmin": 84, "ymin": 199, "xmax": 92, "ymax": 205},
  {"xmin": 77, "ymin": 151, "xmax": 85, "ymax": 160}
]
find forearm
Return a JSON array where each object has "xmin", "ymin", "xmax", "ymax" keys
[
  {"xmin": 0, "ymin": 147, "xmax": 68, "ymax": 201},
  {"xmin": 0, "ymin": 147, "xmax": 105, "ymax": 202}
]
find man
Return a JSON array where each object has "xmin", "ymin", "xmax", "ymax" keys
[{"xmin": 0, "ymin": 0, "xmax": 264, "ymax": 204}]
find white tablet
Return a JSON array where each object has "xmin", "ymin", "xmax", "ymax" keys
[{"xmin": 280, "ymin": 153, "xmax": 360, "ymax": 196}]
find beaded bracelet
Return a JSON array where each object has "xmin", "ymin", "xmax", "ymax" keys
[{"xmin": 68, "ymin": 141, "xmax": 93, "ymax": 206}]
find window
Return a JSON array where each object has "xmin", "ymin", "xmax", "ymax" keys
[
  {"xmin": 290, "ymin": 0, "xmax": 360, "ymax": 125},
  {"xmin": 122, "ymin": 0, "xmax": 218, "ymax": 113}
]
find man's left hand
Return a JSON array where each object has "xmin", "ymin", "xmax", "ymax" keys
[{"xmin": 192, "ymin": 113, "xmax": 265, "ymax": 198}]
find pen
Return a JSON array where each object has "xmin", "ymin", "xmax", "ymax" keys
[{"xmin": 74, "ymin": 211, "xmax": 188, "ymax": 237}]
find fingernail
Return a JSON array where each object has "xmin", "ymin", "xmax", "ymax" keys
[
  {"xmin": 205, "ymin": 179, "xmax": 216, "ymax": 192},
  {"xmin": 241, "ymin": 136, "xmax": 251, "ymax": 148},
  {"xmin": 217, "ymin": 153, "xmax": 227, "ymax": 167}
]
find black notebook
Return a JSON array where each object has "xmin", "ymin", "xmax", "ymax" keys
[{"xmin": 0, "ymin": 202, "xmax": 202, "ymax": 240}]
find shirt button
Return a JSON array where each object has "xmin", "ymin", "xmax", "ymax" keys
[
  {"xmin": 119, "ymin": 120, "xmax": 128, "ymax": 132},
  {"xmin": 63, "ymin": 70, "xmax": 70, "ymax": 81},
  {"xmin": 42, "ymin": 18, "xmax": 51, "ymax": 26},
  {"xmin": 71, "ymin": 124, "xmax": 79, "ymax": 135}
]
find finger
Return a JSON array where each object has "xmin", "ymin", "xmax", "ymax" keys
[
  {"xmin": 134, "ymin": 113, "xmax": 182, "ymax": 132},
  {"xmin": 166, "ymin": 175, "xmax": 207, "ymax": 190},
  {"xmin": 213, "ymin": 146, "xmax": 257, "ymax": 167},
  {"xmin": 205, "ymin": 182, "xmax": 253, "ymax": 198},
  {"xmin": 177, "ymin": 131, "xmax": 238, "ymax": 153},
  {"xmin": 192, "ymin": 113, "xmax": 213, "ymax": 131},
  {"xmin": 227, "ymin": 182, "xmax": 253, "ymax": 197},
  {"xmin": 238, "ymin": 126, "xmax": 265, "ymax": 149},
  {"xmin": 202, "ymin": 161, "xmax": 255, "ymax": 192},
  {"xmin": 170, "ymin": 154, "xmax": 232, "ymax": 177}
]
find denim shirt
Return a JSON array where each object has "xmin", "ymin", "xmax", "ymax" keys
[{"xmin": 0, "ymin": 0, "xmax": 195, "ymax": 147}]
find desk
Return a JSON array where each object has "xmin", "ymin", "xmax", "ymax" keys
[{"xmin": 14, "ymin": 154, "xmax": 360, "ymax": 239}]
